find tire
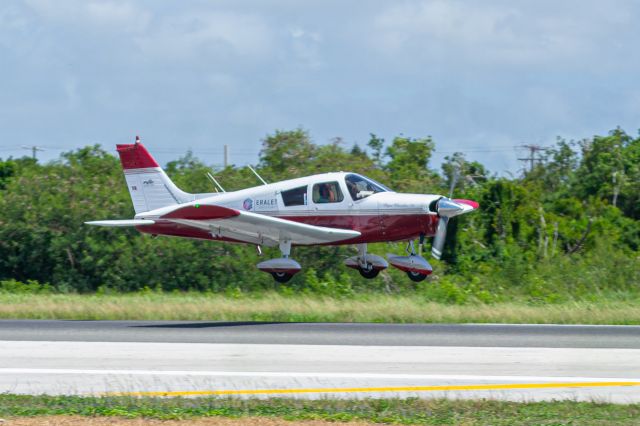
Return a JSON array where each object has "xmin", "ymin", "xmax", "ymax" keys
[
  {"xmin": 272, "ymin": 272, "xmax": 294, "ymax": 283},
  {"xmin": 358, "ymin": 264, "xmax": 380, "ymax": 279},
  {"xmin": 406, "ymin": 270, "xmax": 428, "ymax": 282}
]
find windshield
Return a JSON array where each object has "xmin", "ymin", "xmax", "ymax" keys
[{"xmin": 345, "ymin": 174, "xmax": 391, "ymax": 200}]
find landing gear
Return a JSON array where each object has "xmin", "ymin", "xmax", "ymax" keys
[
  {"xmin": 344, "ymin": 244, "xmax": 388, "ymax": 279},
  {"xmin": 387, "ymin": 239, "xmax": 433, "ymax": 281},
  {"xmin": 272, "ymin": 272, "xmax": 294, "ymax": 283},
  {"xmin": 358, "ymin": 263, "xmax": 380, "ymax": 279},
  {"xmin": 406, "ymin": 270, "xmax": 428, "ymax": 282},
  {"xmin": 257, "ymin": 239, "xmax": 302, "ymax": 283}
]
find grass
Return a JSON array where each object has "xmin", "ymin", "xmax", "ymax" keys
[
  {"xmin": 1, "ymin": 394, "xmax": 640, "ymax": 425},
  {"xmin": 1, "ymin": 292, "xmax": 640, "ymax": 324},
  {"xmin": 3, "ymin": 416, "xmax": 376, "ymax": 426}
]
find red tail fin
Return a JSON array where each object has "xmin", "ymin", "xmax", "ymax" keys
[
  {"xmin": 116, "ymin": 137, "xmax": 159, "ymax": 170},
  {"xmin": 116, "ymin": 136, "xmax": 191, "ymax": 213}
]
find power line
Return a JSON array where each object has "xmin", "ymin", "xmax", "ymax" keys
[
  {"xmin": 517, "ymin": 144, "xmax": 548, "ymax": 172},
  {"xmin": 21, "ymin": 145, "xmax": 45, "ymax": 160}
]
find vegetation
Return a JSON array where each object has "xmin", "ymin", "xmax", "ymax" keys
[
  {"xmin": 1, "ymin": 292, "xmax": 640, "ymax": 324},
  {"xmin": 2, "ymin": 394, "xmax": 640, "ymax": 425},
  {"xmin": 0, "ymin": 128, "xmax": 639, "ymax": 305}
]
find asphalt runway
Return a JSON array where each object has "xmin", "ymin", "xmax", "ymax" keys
[{"xmin": 1, "ymin": 321, "xmax": 640, "ymax": 402}]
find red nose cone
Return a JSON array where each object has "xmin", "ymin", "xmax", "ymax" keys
[{"xmin": 453, "ymin": 199, "xmax": 479, "ymax": 209}]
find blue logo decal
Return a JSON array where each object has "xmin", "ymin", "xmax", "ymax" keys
[{"xmin": 243, "ymin": 198, "xmax": 253, "ymax": 211}]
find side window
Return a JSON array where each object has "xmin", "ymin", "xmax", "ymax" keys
[
  {"xmin": 312, "ymin": 181, "xmax": 344, "ymax": 204},
  {"xmin": 281, "ymin": 185, "xmax": 308, "ymax": 207}
]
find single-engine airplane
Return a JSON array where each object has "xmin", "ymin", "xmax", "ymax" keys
[{"xmin": 86, "ymin": 137, "xmax": 479, "ymax": 283}]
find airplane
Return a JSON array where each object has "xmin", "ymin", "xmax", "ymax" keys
[{"xmin": 86, "ymin": 137, "xmax": 479, "ymax": 283}]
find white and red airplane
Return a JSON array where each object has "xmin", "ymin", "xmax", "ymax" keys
[{"xmin": 87, "ymin": 137, "xmax": 479, "ymax": 283}]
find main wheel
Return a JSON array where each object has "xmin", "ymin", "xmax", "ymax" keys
[
  {"xmin": 272, "ymin": 272, "xmax": 294, "ymax": 283},
  {"xmin": 358, "ymin": 263, "xmax": 380, "ymax": 279},
  {"xmin": 406, "ymin": 270, "xmax": 428, "ymax": 282}
]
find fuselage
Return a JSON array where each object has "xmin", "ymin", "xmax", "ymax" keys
[{"xmin": 134, "ymin": 172, "xmax": 441, "ymax": 245}]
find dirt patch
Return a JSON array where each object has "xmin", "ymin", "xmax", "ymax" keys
[{"xmin": 2, "ymin": 416, "xmax": 379, "ymax": 426}]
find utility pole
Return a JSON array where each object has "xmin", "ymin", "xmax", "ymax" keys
[
  {"xmin": 21, "ymin": 145, "xmax": 45, "ymax": 160},
  {"xmin": 223, "ymin": 144, "xmax": 229, "ymax": 168},
  {"xmin": 517, "ymin": 144, "xmax": 547, "ymax": 173}
]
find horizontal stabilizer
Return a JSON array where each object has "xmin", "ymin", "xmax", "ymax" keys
[{"xmin": 84, "ymin": 219, "xmax": 156, "ymax": 227}]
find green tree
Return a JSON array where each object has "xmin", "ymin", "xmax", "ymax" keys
[
  {"xmin": 367, "ymin": 133, "xmax": 385, "ymax": 166},
  {"xmin": 259, "ymin": 129, "xmax": 316, "ymax": 179},
  {"xmin": 384, "ymin": 136, "xmax": 439, "ymax": 192}
]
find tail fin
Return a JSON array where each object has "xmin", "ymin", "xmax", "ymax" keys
[{"xmin": 117, "ymin": 137, "xmax": 192, "ymax": 213}]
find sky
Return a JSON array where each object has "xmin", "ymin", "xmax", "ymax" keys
[{"xmin": 1, "ymin": 0, "xmax": 639, "ymax": 175}]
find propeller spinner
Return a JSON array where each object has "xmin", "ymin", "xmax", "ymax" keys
[{"xmin": 431, "ymin": 197, "xmax": 479, "ymax": 260}]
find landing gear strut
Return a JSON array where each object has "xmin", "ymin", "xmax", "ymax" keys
[
  {"xmin": 387, "ymin": 239, "xmax": 433, "ymax": 281},
  {"xmin": 344, "ymin": 244, "xmax": 388, "ymax": 279},
  {"xmin": 256, "ymin": 239, "xmax": 301, "ymax": 283},
  {"xmin": 405, "ymin": 240, "xmax": 428, "ymax": 282}
]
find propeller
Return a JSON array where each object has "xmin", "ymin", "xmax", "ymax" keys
[
  {"xmin": 431, "ymin": 158, "xmax": 480, "ymax": 260},
  {"xmin": 431, "ymin": 198, "xmax": 458, "ymax": 259},
  {"xmin": 430, "ymin": 197, "xmax": 479, "ymax": 260}
]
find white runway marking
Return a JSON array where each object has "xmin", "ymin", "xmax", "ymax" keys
[{"xmin": 2, "ymin": 368, "xmax": 640, "ymax": 383}]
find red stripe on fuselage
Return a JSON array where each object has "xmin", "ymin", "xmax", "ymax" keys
[{"xmin": 136, "ymin": 213, "xmax": 439, "ymax": 245}]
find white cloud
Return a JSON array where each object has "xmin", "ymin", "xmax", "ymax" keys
[
  {"xmin": 375, "ymin": 0, "xmax": 515, "ymax": 48},
  {"xmin": 24, "ymin": 0, "xmax": 150, "ymax": 33},
  {"xmin": 370, "ymin": 0, "xmax": 636, "ymax": 68},
  {"xmin": 2, "ymin": 0, "xmax": 639, "ymax": 172},
  {"xmin": 288, "ymin": 27, "xmax": 323, "ymax": 68},
  {"xmin": 134, "ymin": 12, "xmax": 274, "ymax": 60}
]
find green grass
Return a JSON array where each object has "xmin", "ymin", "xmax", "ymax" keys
[
  {"xmin": 1, "ymin": 394, "xmax": 639, "ymax": 425},
  {"xmin": 1, "ymin": 291, "xmax": 640, "ymax": 324}
]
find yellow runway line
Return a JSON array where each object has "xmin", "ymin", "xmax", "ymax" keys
[{"xmin": 107, "ymin": 381, "xmax": 640, "ymax": 397}]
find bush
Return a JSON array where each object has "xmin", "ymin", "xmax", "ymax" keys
[{"xmin": 0, "ymin": 279, "xmax": 53, "ymax": 294}]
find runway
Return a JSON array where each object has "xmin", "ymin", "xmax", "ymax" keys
[{"xmin": 1, "ymin": 321, "xmax": 640, "ymax": 402}]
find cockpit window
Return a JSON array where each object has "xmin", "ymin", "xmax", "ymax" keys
[
  {"xmin": 345, "ymin": 174, "xmax": 390, "ymax": 200},
  {"xmin": 312, "ymin": 181, "xmax": 344, "ymax": 204}
]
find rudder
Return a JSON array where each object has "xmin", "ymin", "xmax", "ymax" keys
[{"xmin": 117, "ymin": 137, "xmax": 192, "ymax": 213}]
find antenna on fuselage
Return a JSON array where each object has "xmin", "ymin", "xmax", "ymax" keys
[
  {"xmin": 206, "ymin": 172, "xmax": 226, "ymax": 193},
  {"xmin": 247, "ymin": 165, "xmax": 268, "ymax": 186}
]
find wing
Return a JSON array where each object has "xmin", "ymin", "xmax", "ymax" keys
[
  {"xmin": 87, "ymin": 205, "xmax": 361, "ymax": 246},
  {"xmin": 162, "ymin": 205, "xmax": 360, "ymax": 246}
]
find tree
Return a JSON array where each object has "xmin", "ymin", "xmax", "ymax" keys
[
  {"xmin": 0, "ymin": 159, "xmax": 17, "ymax": 190},
  {"xmin": 367, "ymin": 133, "xmax": 385, "ymax": 166},
  {"xmin": 384, "ymin": 136, "xmax": 439, "ymax": 192},
  {"xmin": 259, "ymin": 129, "xmax": 316, "ymax": 179}
]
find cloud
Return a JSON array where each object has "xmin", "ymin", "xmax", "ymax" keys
[
  {"xmin": 1, "ymin": 0, "xmax": 639, "ymax": 172},
  {"xmin": 370, "ymin": 0, "xmax": 637, "ymax": 68},
  {"xmin": 134, "ymin": 12, "xmax": 274, "ymax": 61},
  {"xmin": 288, "ymin": 27, "xmax": 324, "ymax": 68},
  {"xmin": 24, "ymin": 0, "xmax": 150, "ymax": 33}
]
